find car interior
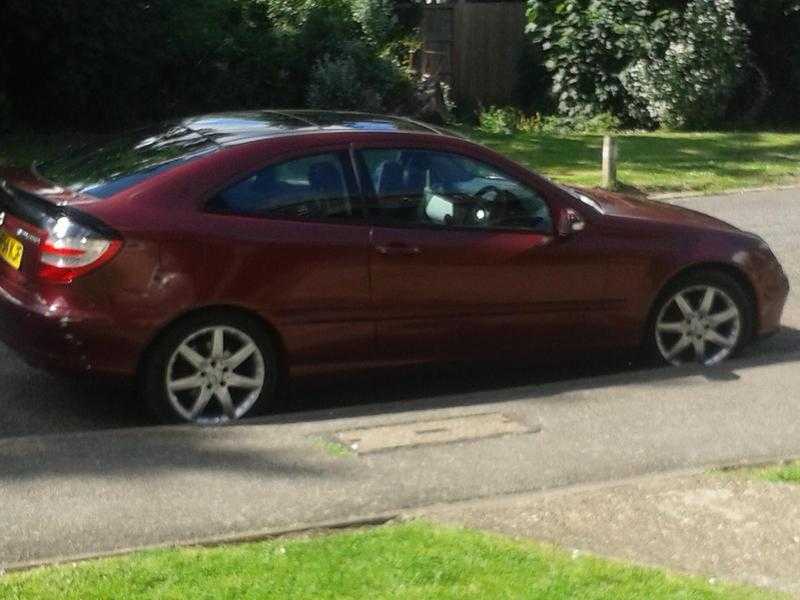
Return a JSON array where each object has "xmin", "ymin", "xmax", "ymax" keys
[
  {"xmin": 210, "ymin": 148, "xmax": 552, "ymax": 233},
  {"xmin": 211, "ymin": 154, "xmax": 353, "ymax": 219},
  {"xmin": 367, "ymin": 149, "xmax": 552, "ymax": 232}
]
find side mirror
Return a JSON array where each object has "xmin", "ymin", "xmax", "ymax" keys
[{"xmin": 557, "ymin": 208, "xmax": 586, "ymax": 238}]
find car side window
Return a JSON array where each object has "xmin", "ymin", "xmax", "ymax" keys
[
  {"xmin": 208, "ymin": 152, "xmax": 359, "ymax": 221},
  {"xmin": 358, "ymin": 149, "xmax": 552, "ymax": 233}
]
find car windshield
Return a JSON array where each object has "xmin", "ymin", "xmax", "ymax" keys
[{"xmin": 36, "ymin": 124, "xmax": 218, "ymax": 199}]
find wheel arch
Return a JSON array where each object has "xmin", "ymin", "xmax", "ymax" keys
[
  {"xmin": 136, "ymin": 304, "xmax": 289, "ymax": 385},
  {"xmin": 643, "ymin": 261, "xmax": 759, "ymax": 347}
]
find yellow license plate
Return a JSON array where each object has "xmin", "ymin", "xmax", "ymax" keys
[{"xmin": 0, "ymin": 231, "xmax": 23, "ymax": 270}]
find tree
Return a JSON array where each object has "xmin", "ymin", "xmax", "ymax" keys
[
  {"xmin": 622, "ymin": 0, "xmax": 748, "ymax": 129},
  {"xmin": 526, "ymin": 0, "xmax": 655, "ymax": 119}
]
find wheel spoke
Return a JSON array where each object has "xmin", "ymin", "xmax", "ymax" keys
[
  {"xmin": 666, "ymin": 335, "xmax": 692, "ymax": 359},
  {"xmin": 674, "ymin": 293, "xmax": 694, "ymax": 317},
  {"xmin": 692, "ymin": 336, "xmax": 707, "ymax": 362},
  {"xmin": 226, "ymin": 343, "xmax": 257, "ymax": 370},
  {"xmin": 699, "ymin": 288, "xmax": 716, "ymax": 314},
  {"xmin": 705, "ymin": 329, "xmax": 736, "ymax": 349},
  {"xmin": 168, "ymin": 374, "xmax": 205, "ymax": 392},
  {"xmin": 657, "ymin": 284, "xmax": 742, "ymax": 367},
  {"xmin": 167, "ymin": 325, "xmax": 266, "ymax": 424},
  {"xmin": 708, "ymin": 307, "xmax": 738, "ymax": 327},
  {"xmin": 178, "ymin": 344, "xmax": 206, "ymax": 369},
  {"xmin": 211, "ymin": 328, "xmax": 225, "ymax": 358},
  {"xmin": 227, "ymin": 373, "xmax": 262, "ymax": 390},
  {"xmin": 188, "ymin": 386, "xmax": 214, "ymax": 419},
  {"xmin": 214, "ymin": 386, "xmax": 236, "ymax": 419}
]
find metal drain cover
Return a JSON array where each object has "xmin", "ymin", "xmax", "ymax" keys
[{"xmin": 335, "ymin": 412, "xmax": 536, "ymax": 454}]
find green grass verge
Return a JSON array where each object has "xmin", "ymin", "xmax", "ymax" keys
[
  {"xmin": 312, "ymin": 436, "xmax": 354, "ymax": 458},
  {"xmin": 724, "ymin": 461, "xmax": 800, "ymax": 485},
  {"xmin": 0, "ymin": 521, "xmax": 782, "ymax": 599},
  {"xmin": 464, "ymin": 129, "xmax": 800, "ymax": 194},
  {"xmin": 3, "ymin": 129, "xmax": 800, "ymax": 195}
]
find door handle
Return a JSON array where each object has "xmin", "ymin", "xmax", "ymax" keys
[{"xmin": 373, "ymin": 243, "xmax": 422, "ymax": 257}]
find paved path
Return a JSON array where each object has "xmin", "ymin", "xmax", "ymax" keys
[
  {"xmin": 1, "ymin": 187, "xmax": 800, "ymax": 570},
  {"xmin": 416, "ymin": 473, "xmax": 800, "ymax": 597}
]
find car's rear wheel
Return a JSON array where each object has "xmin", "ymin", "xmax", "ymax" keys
[
  {"xmin": 649, "ymin": 271, "xmax": 752, "ymax": 366},
  {"xmin": 141, "ymin": 312, "xmax": 278, "ymax": 424}
]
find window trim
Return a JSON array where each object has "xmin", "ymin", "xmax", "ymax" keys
[
  {"xmin": 354, "ymin": 146, "xmax": 555, "ymax": 236},
  {"xmin": 203, "ymin": 147, "xmax": 369, "ymax": 226}
]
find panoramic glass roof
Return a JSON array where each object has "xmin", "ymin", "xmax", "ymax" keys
[
  {"xmin": 35, "ymin": 111, "xmax": 445, "ymax": 199},
  {"xmin": 182, "ymin": 110, "xmax": 442, "ymax": 144}
]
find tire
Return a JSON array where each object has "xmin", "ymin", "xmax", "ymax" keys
[
  {"xmin": 646, "ymin": 270, "xmax": 753, "ymax": 367},
  {"xmin": 140, "ymin": 311, "xmax": 280, "ymax": 424}
]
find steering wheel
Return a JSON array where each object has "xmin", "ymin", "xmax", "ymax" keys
[{"xmin": 474, "ymin": 185, "xmax": 504, "ymax": 202}]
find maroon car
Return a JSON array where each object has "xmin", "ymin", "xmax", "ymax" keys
[{"xmin": 0, "ymin": 111, "xmax": 789, "ymax": 424}]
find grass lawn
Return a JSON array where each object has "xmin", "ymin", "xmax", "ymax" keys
[
  {"xmin": 0, "ymin": 522, "xmax": 782, "ymax": 599},
  {"xmin": 2, "ymin": 129, "xmax": 800, "ymax": 195},
  {"xmin": 725, "ymin": 461, "xmax": 800, "ymax": 485},
  {"xmin": 464, "ymin": 129, "xmax": 800, "ymax": 194}
]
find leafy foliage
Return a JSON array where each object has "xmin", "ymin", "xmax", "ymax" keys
[
  {"xmin": 526, "ymin": 0, "xmax": 655, "ymax": 120},
  {"xmin": 352, "ymin": 0, "xmax": 399, "ymax": 46},
  {"xmin": 527, "ymin": 0, "xmax": 754, "ymax": 129},
  {"xmin": 306, "ymin": 47, "xmax": 413, "ymax": 113},
  {"xmin": 622, "ymin": 0, "xmax": 748, "ymax": 129},
  {"xmin": 0, "ymin": 0, "xmax": 418, "ymax": 131},
  {"xmin": 478, "ymin": 106, "xmax": 620, "ymax": 135}
]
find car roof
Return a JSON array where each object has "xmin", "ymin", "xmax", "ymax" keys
[{"xmin": 180, "ymin": 110, "xmax": 449, "ymax": 145}]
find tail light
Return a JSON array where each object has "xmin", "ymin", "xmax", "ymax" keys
[
  {"xmin": 38, "ymin": 216, "xmax": 122, "ymax": 284},
  {"xmin": 0, "ymin": 178, "xmax": 122, "ymax": 283}
]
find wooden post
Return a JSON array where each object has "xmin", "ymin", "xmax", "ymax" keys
[{"xmin": 602, "ymin": 135, "xmax": 618, "ymax": 190}]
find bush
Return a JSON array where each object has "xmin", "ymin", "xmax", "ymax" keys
[
  {"xmin": 478, "ymin": 106, "xmax": 524, "ymax": 135},
  {"xmin": 352, "ymin": 0, "xmax": 399, "ymax": 46},
  {"xmin": 538, "ymin": 112, "xmax": 622, "ymax": 135},
  {"xmin": 306, "ymin": 41, "xmax": 415, "ymax": 113},
  {"xmin": 0, "ymin": 0, "xmax": 419, "ymax": 131},
  {"xmin": 306, "ymin": 51, "xmax": 386, "ymax": 112},
  {"xmin": 0, "ymin": 0, "xmax": 292, "ymax": 129},
  {"xmin": 622, "ymin": 0, "xmax": 748, "ymax": 129},
  {"xmin": 478, "ymin": 106, "xmax": 621, "ymax": 135},
  {"xmin": 526, "ymin": 0, "xmax": 654, "ymax": 120}
]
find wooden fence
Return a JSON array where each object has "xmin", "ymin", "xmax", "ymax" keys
[{"xmin": 419, "ymin": 0, "xmax": 527, "ymax": 108}]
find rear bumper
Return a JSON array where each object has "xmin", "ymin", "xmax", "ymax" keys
[{"xmin": 0, "ymin": 279, "xmax": 137, "ymax": 377}]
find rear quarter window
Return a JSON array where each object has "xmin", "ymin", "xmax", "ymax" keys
[{"xmin": 37, "ymin": 124, "xmax": 218, "ymax": 199}]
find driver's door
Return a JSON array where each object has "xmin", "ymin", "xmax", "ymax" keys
[{"xmin": 356, "ymin": 147, "xmax": 609, "ymax": 365}]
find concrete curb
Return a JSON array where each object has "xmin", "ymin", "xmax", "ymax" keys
[
  {"xmin": 649, "ymin": 183, "xmax": 800, "ymax": 201},
  {"xmin": 0, "ymin": 513, "xmax": 398, "ymax": 575}
]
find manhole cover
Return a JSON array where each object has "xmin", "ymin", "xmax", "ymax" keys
[{"xmin": 334, "ymin": 413, "xmax": 537, "ymax": 454}]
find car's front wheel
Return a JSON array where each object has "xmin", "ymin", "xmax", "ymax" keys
[
  {"xmin": 141, "ymin": 312, "xmax": 278, "ymax": 424},
  {"xmin": 649, "ymin": 271, "xmax": 752, "ymax": 366}
]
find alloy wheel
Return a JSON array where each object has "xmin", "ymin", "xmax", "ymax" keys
[
  {"xmin": 165, "ymin": 326, "xmax": 266, "ymax": 424},
  {"xmin": 655, "ymin": 285, "xmax": 742, "ymax": 366}
]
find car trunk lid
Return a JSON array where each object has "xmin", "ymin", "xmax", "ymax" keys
[{"xmin": 0, "ymin": 168, "xmax": 121, "ymax": 284}]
